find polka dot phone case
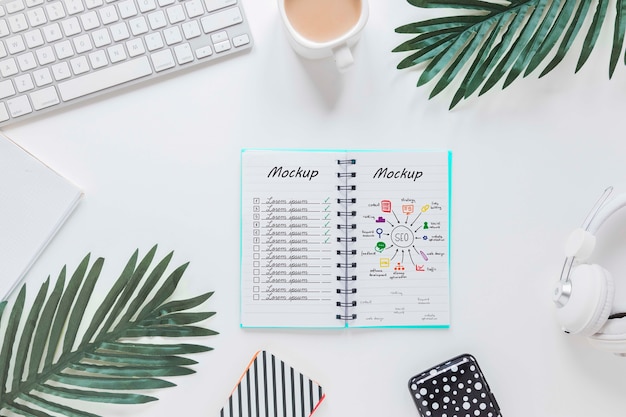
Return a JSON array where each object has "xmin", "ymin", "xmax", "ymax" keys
[{"xmin": 408, "ymin": 354, "xmax": 502, "ymax": 417}]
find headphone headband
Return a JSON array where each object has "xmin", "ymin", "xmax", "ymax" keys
[{"xmin": 586, "ymin": 190, "xmax": 626, "ymax": 234}]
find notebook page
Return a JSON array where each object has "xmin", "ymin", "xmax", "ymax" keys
[
  {"xmin": 0, "ymin": 134, "xmax": 82, "ymax": 300},
  {"xmin": 349, "ymin": 150, "xmax": 451, "ymax": 327},
  {"xmin": 240, "ymin": 150, "xmax": 343, "ymax": 328}
]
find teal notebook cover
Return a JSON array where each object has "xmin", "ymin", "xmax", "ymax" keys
[{"xmin": 240, "ymin": 149, "xmax": 451, "ymax": 329}]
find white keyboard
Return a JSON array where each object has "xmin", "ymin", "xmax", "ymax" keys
[{"xmin": 0, "ymin": 0, "xmax": 252, "ymax": 126}]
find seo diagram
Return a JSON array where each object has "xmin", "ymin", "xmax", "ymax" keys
[{"xmin": 360, "ymin": 198, "xmax": 448, "ymax": 278}]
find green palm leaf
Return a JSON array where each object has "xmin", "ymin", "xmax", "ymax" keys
[
  {"xmin": 394, "ymin": 0, "xmax": 623, "ymax": 107},
  {"xmin": 0, "ymin": 245, "xmax": 216, "ymax": 417}
]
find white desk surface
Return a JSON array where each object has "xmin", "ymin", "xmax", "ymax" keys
[{"xmin": 4, "ymin": 1, "xmax": 626, "ymax": 415}]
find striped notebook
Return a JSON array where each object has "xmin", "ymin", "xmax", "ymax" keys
[{"xmin": 219, "ymin": 350, "xmax": 325, "ymax": 417}]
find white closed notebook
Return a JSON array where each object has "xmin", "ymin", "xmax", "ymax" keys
[{"xmin": 0, "ymin": 134, "xmax": 82, "ymax": 300}]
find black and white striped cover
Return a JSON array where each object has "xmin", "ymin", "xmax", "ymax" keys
[{"xmin": 220, "ymin": 350, "xmax": 325, "ymax": 417}]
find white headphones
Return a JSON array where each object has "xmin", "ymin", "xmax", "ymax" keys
[{"xmin": 553, "ymin": 186, "xmax": 626, "ymax": 354}]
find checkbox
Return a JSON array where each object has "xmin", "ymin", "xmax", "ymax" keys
[
  {"xmin": 253, "ymin": 286, "xmax": 259, "ymax": 293},
  {"xmin": 253, "ymin": 277, "xmax": 260, "ymax": 283},
  {"xmin": 253, "ymin": 253, "xmax": 260, "ymax": 259},
  {"xmin": 253, "ymin": 269, "xmax": 259, "ymax": 275},
  {"xmin": 253, "ymin": 294, "xmax": 259, "ymax": 300},
  {"xmin": 253, "ymin": 261, "xmax": 260, "ymax": 267},
  {"xmin": 253, "ymin": 245, "xmax": 260, "ymax": 251}
]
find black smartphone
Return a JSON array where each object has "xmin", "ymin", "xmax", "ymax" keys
[{"xmin": 408, "ymin": 353, "xmax": 502, "ymax": 417}]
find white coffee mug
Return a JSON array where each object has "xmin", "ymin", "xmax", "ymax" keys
[{"xmin": 277, "ymin": 0, "xmax": 369, "ymax": 73}]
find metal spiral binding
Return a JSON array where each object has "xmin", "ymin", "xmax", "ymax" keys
[{"xmin": 336, "ymin": 158, "xmax": 358, "ymax": 322}]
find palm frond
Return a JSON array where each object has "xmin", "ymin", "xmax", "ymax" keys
[
  {"xmin": 394, "ymin": 0, "xmax": 622, "ymax": 108},
  {"xmin": 0, "ymin": 245, "xmax": 216, "ymax": 417}
]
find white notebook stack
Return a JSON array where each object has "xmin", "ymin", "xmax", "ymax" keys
[{"xmin": 0, "ymin": 134, "xmax": 82, "ymax": 300}]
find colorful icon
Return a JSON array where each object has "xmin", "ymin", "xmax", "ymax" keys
[
  {"xmin": 380, "ymin": 258, "xmax": 390, "ymax": 268},
  {"xmin": 375, "ymin": 242, "xmax": 386, "ymax": 252},
  {"xmin": 416, "ymin": 265, "xmax": 425, "ymax": 272},
  {"xmin": 394, "ymin": 262, "xmax": 405, "ymax": 271},
  {"xmin": 375, "ymin": 216, "xmax": 386, "ymax": 223},
  {"xmin": 402, "ymin": 204, "xmax": 415, "ymax": 215},
  {"xmin": 419, "ymin": 250, "xmax": 429, "ymax": 261},
  {"xmin": 381, "ymin": 200, "xmax": 391, "ymax": 213},
  {"xmin": 423, "ymin": 222, "xmax": 429, "ymax": 230},
  {"xmin": 376, "ymin": 227, "xmax": 383, "ymax": 238},
  {"xmin": 421, "ymin": 204, "xmax": 430, "ymax": 213},
  {"xmin": 423, "ymin": 235, "xmax": 428, "ymax": 240}
]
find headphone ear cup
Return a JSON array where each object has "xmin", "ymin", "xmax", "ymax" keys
[
  {"xmin": 555, "ymin": 264, "xmax": 614, "ymax": 336},
  {"xmin": 588, "ymin": 317, "xmax": 626, "ymax": 354}
]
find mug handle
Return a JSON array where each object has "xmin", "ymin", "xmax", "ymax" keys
[{"xmin": 333, "ymin": 44, "xmax": 354, "ymax": 73}]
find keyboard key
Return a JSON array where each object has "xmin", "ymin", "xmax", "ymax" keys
[
  {"xmin": 137, "ymin": 0, "xmax": 156, "ymax": 13},
  {"xmin": 106, "ymin": 43, "xmax": 126, "ymax": 62},
  {"xmin": 6, "ymin": 0, "xmax": 25, "ymax": 14},
  {"xmin": 63, "ymin": 0, "xmax": 85, "ymax": 15},
  {"xmin": 16, "ymin": 51, "xmax": 36, "ymax": 71},
  {"xmin": 182, "ymin": 20, "xmax": 200, "ymax": 39},
  {"xmin": 195, "ymin": 44, "xmax": 212, "ymax": 58},
  {"xmin": 99, "ymin": 5, "xmax": 118, "ymax": 24},
  {"xmin": 26, "ymin": 8, "xmax": 47, "ymax": 27},
  {"xmin": 200, "ymin": 6, "xmax": 242, "ymax": 33},
  {"xmin": 51, "ymin": 61, "xmax": 71, "ymax": 80},
  {"xmin": 125, "ymin": 38, "xmax": 145, "ymax": 56},
  {"xmin": 88, "ymin": 49, "xmax": 108, "ymax": 68},
  {"xmin": 173, "ymin": 42, "xmax": 192, "ymax": 64},
  {"xmin": 58, "ymin": 56, "xmax": 152, "ymax": 101},
  {"xmin": 0, "ymin": 104, "xmax": 8, "ymax": 122},
  {"xmin": 80, "ymin": 11, "xmax": 99, "ymax": 30},
  {"xmin": 30, "ymin": 85, "xmax": 59, "ymax": 110},
  {"xmin": 163, "ymin": 26, "xmax": 182, "ymax": 45},
  {"xmin": 129, "ymin": 16, "xmax": 148, "ymax": 35},
  {"xmin": 144, "ymin": 32, "xmax": 163, "ymax": 50},
  {"xmin": 73, "ymin": 34, "xmax": 92, "ymax": 53},
  {"xmin": 92, "ymin": 28, "xmax": 112, "ymax": 47},
  {"xmin": 110, "ymin": 22, "xmax": 129, "ymax": 41},
  {"xmin": 150, "ymin": 48, "xmax": 174, "ymax": 71},
  {"xmin": 0, "ymin": 58, "xmax": 18, "ymax": 77},
  {"xmin": 54, "ymin": 40, "xmax": 74, "ymax": 59},
  {"xmin": 6, "ymin": 35, "xmax": 25, "ymax": 54},
  {"xmin": 61, "ymin": 16, "xmax": 81, "ymax": 36},
  {"xmin": 232, "ymin": 33, "xmax": 249, "ymax": 47},
  {"xmin": 210, "ymin": 30, "xmax": 227, "ymax": 43},
  {"xmin": 213, "ymin": 39, "xmax": 230, "ymax": 53},
  {"xmin": 69, "ymin": 55, "xmax": 89, "ymax": 74},
  {"xmin": 35, "ymin": 46, "xmax": 54, "ymax": 64},
  {"xmin": 6, "ymin": 94, "xmax": 32, "ymax": 117},
  {"xmin": 45, "ymin": 2, "xmax": 66, "ymax": 21},
  {"xmin": 33, "ymin": 67, "xmax": 52, "ymax": 86},
  {"xmin": 165, "ymin": 4, "xmax": 184, "ymax": 24},
  {"xmin": 0, "ymin": 20, "xmax": 9, "ymax": 37},
  {"xmin": 204, "ymin": 0, "xmax": 235, "ymax": 12},
  {"xmin": 42, "ymin": 23, "xmax": 62, "ymax": 42},
  {"xmin": 24, "ymin": 29, "xmax": 44, "ymax": 48},
  {"xmin": 184, "ymin": 0, "xmax": 204, "ymax": 18},
  {"xmin": 14, "ymin": 73, "xmax": 34, "ymax": 92},
  {"xmin": 0, "ymin": 80, "xmax": 15, "ymax": 99},
  {"xmin": 8, "ymin": 14, "xmax": 28, "ymax": 32},
  {"xmin": 147, "ymin": 10, "xmax": 166, "ymax": 30},
  {"xmin": 84, "ymin": 0, "xmax": 103, "ymax": 8},
  {"xmin": 118, "ymin": 0, "xmax": 137, "ymax": 18}
]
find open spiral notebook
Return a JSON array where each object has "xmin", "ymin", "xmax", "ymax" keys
[
  {"xmin": 0, "ymin": 134, "xmax": 82, "ymax": 300},
  {"xmin": 240, "ymin": 149, "xmax": 451, "ymax": 328}
]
